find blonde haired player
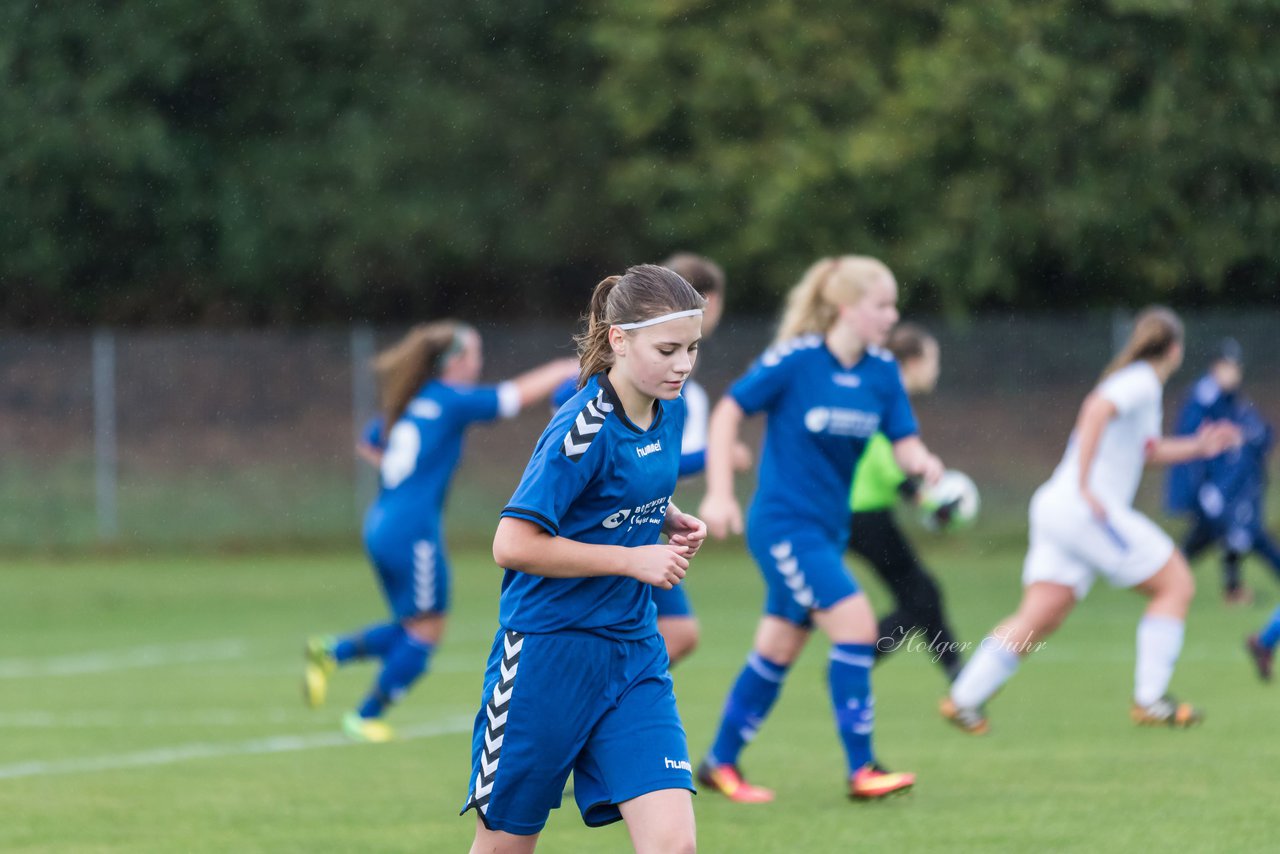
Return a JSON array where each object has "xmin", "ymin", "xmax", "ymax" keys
[
  {"xmin": 699, "ymin": 256, "xmax": 944, "ymax": 802},
  {"xmin": 942, "ymin": 307, "xmax": 1241, "ymax": 732}
]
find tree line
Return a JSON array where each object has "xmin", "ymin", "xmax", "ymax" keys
[{"xmin": 3, "ymin": 0, "xmax": 1277, "ymax": 325}]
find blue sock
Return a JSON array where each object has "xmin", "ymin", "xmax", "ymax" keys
[
  {"xmin": 357, "ymin": 634, "xmax": 432, "ymax": 719},
  {"xmin": 829, "ymin": 643, "xmax": 876, "ymax": 774},
  {"xmin": 708, "ymin": 652, "xmax": 789, "ymax": 767},
  {"xmin": 1261, "ymin": 606, "xmax": 1280, "ymax": 650},
  {"xmin": 333, "ymin": 622, "xmax": 404, "ymax": 664}
]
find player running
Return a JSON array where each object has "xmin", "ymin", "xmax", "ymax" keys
[
  {"xmin": 698, "ymin": 255, "xmax": 944, "ymax": 803},
  {"xmin": 303, "ymin": 321, "xmax": 576, "ymax": 742},
  {"xmin": 942, "ymin": 307, "xmax": 1241, "ymax": 734},
  {"xmin": 462, "ymin": 265, "xmax": 707, "ymax": 853}
]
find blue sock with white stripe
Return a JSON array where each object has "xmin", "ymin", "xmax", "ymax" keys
[
  {"xmin": 708, "ymin": 652, "xmax": 789, "ymax": 767},
  {"xmin": 829, "ymin": 643, "xmax": 876, "ymax": 773},
  {"xmin": 333, "ymin": 621, "xmax": 404, "ymax": 664},
  {"xmin": 357, "ymin": 634, "xmax": 432, "ymax": 719},
  {"xmin": 1260, "ymin": 605, "xmax": 1280, "ymax": 650}
]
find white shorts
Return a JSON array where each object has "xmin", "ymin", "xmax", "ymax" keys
[{"xmin": 1022, "ymin": 485, "xmax": 1175, "ymax": 600}]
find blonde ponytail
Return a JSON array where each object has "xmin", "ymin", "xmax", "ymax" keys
[
  {"xmin": 1100, "ymin": 306, "xmax": 1183, "ymax": 381},
  {"xmin": 774, "ymin": 255, "xmax": 895, "ymax": 345}
]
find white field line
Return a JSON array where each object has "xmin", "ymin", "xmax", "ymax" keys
[
  {"xmin": 0, "ymin": 709, "xmax": 311, "ymax": 728},
  {"xmin": 0, "ymin": 640, "xmax": 248, "ymax": 678},
  {"xmin": 0, "ymin": 716, "xmax": 473, "ymax": 781}
]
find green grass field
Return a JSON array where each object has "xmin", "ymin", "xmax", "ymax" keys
[{"xmin": 2, "ymin": 536, "xmax": 1277, "ymax": 853}]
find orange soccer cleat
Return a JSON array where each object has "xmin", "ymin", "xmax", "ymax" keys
[
  {"xmin": 696, "ymin": 760, "xmax": 775, "ymax": 804},
  {"xmin": 849, "ymin": 763, "xmax": 915, "ymax": 800},
  {"xmin": 939, "ymin": 696, "xmax": 989, "ymax": 735},
  {"xmin": 1130, "ymin": 695, "xmax": 1203, "ymax": 728}
]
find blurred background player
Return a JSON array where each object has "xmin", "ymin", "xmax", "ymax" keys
[
  {"xmin": 848, "ymin": 323, "xmax": 964, "ymax": 682},
  {"xmin": 942, "ymin": 308, "xmax": 1241, "ymax": 734},
  {"xmin": 355, "ymin": 415, "xmax": 386, "ymax": 469},
  {"xmin": 1166, "ymin": 339, "xmax": 1280, "ymax": 605},
  {"xmin": 698, "ymin": 256, "xmax": 944, "ymax": 803},
  {"xmin": 550, "ymin": 251, "xmax": 748, "ymax": 667},
  {"xmin": 1246, "ymin": 606, "xmax": 1279, "ymax": 682},
  {"xmin": 303, "ymin": 321, "xmax": 576, "ymax": 741},
  {"xmin": 463, "ymin": 266, "xmax": 706, "ymax": 853}
]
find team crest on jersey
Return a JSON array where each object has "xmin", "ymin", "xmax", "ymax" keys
[
  {"xmin": 804, "ymin": 407, "xmax": 879, "ymax": 437},
  {"xmin": 407, "ymin": 399, "xmax": 443, "ymax": 419},
  {"xmin": 602, "ymin": 508, "xmax": 632, "ymax": 529},
  {"xmin": 562, "ymin": 391, "xmax": 614, "ymax": 461}
]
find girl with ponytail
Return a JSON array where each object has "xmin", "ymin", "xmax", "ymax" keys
[
  {"xmin": 944, "ymin": 306, "xmax": 1241, "ymax": 734},
  {"xmin": 698, "ymin": 255, "xmax": 944, "ymax": 803},
  {"xmin": 465, "ymin": 265, "xmax": 707, "ymax": 852},
  {"xmin": 303, "ymin": 321, "xmax": 576, "ymax": 743}
]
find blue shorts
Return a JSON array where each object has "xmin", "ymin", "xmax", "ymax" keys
[
  {"xmin": 746, "ymin": 525, "xmax": 860, "ymax": 627},
  {"xmin": 364, "ymin": 534, "xmax": 450, "ymax": 620},
  {"xmin": 461, "ymin": 629, "xmax": 694, "ymax": 835},
  {"xmin": 652, "ymin": 584, "xmax": 694, "ymax": 619}
]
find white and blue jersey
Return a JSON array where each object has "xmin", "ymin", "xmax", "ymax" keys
[
  {"xmin": 362, "ymin": 379, "xmax": 518, "ymax": 618},
  {"xmin": 732, "ymin": 335, "xmax": 918, "ymax": 624},
  {"xmin": 463, "ymin": 372, "xmax": 695, "ymax": 835},
  {"xmin": 499, "ymin": 373, "xmax": 687, "ymax": 639}
]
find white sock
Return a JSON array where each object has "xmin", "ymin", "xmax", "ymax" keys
[
  {"xmin": 1134, "ymin": 615, "xmax": 1185, "ymax": 707},
  {"xmin": 950, "ymin": 640, "xmax": 1020, "ymax": 709}
]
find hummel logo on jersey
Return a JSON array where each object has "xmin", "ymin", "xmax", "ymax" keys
[
  {"xmin": 562, "ymin": 392, "xmax": 614, "ymax": 461},
  {"xmin": 665, "ymin": 757, "xmax": 693, "ymax": 772},
  {"xmin": 636, "ymin": 440, "xmax": 662, "ymax": 458}
]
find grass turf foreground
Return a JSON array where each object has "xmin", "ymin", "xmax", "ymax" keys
[{"xmin": 1, "ymin": 540, "xmax": 1276, "ymax": 853}]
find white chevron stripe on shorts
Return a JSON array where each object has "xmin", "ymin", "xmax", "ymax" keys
[
  {"xmin": 413, "ymin": 541, "xmax": 437, "ymax": 613},
  {"xmin": 770, "ymin": 540, "xmax": 815, "ymax": 608},
  {"xmin": 467, "ymin": 630, "xmax": 524, "ymax": 816}
]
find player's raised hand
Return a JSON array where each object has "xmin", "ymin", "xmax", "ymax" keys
[
  {"xmin": 629, "ymin": 544, "xmax": 690, "ymax": 589},
  {"xmin": 699, "ymin": 492, "xmax": 743, "ymax": 540},
  {"xmin": 665, "ymin": 510, "xmax": 707, "ymax": 558}
]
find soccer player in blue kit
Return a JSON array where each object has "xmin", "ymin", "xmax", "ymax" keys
[
  {"xmin": 547, "ymin": 253, "xmax": 747, "ymax": 668},
  {"xmin": 697, "ymin": 256, "xmax": 945, "ymax": 803},
  {"xmin": 303, "ymin": 320, "xmax": 576, "ymax": 742},
  {"xmin": 463, "ymin": 265, "xmax": 708, "ymax": 854}
]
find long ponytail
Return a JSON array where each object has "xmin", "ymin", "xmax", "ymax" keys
[
  {"xmin": 375, "ymin": 320, "xmax": 465, "ymax": 426},
  {"xmin": 575, "ymin": 276, "xmax": 622, "ymax": 387},
  {"xmin": 1100, "ymin": 306, "xmax": 1183, "ymax": 381}
]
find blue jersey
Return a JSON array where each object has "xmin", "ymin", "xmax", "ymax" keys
[
  {"xmin": 363, "ymin": 381, "xmax": 503, "ymax": 547},
  {"xmin": 500, "ymin": 373, "xmax": 686, "ymax": 640},
  {"xmin": 554, "ymin": 375, "xmax": 709, "ymax": 479},
  {"xmin": 731, "ymin": 335, "xmax": 917, "ymax": 542}
]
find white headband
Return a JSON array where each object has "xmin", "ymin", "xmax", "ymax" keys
[{"xmin": 612, "ymin": 309, "xmax": 703, "ymax": 331}]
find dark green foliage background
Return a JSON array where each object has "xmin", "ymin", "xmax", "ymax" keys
[{"xmin": 4, "ymin": 0, "xmax": 1278, "ymax": 324}]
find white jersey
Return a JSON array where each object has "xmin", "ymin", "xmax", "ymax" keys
[
  {"xmin": 680, "ymin": 379, "xmax": 709, "ymax": 456},
  {"xmin": 1042, "ymin": 361, "xmax": 1163, "ymax": 509}
]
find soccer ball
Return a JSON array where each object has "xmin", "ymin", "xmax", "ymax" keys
[{"xmin": 919, "ymin": 470, "xmax": 980, "ymax": 532}]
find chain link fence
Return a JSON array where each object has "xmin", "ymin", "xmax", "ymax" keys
[{"xmin": 3, "ymin": 312, "xmax": 1278, "ymax": 552}]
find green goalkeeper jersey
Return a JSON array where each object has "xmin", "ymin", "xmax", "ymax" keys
[{"xmin": 850, "ymin": 432, "xmax": 905, "ymax": 513}]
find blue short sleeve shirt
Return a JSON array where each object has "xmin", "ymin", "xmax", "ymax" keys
[
  {"xmin": 500, "ymin": 373, "xmax": 685, "ymax": 639},
  {"xmin": 731, "ymin": 336, "xmax": 918, "ymax": 541}
]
